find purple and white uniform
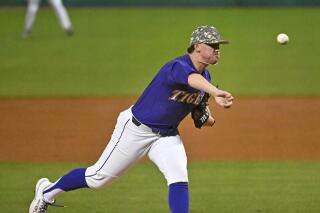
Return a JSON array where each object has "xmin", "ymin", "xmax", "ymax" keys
[
  {"xmin": 85, "ymin": 54, "xmax": 211, "ymax": 187},
  {"xmin": 30, "ymin": 25, "xmax": 229, "ymax": 213}
]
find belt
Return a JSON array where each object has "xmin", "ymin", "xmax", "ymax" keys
[{"xmin": 131, "ymin": 116, "xmax": 179, "ymax": 137}]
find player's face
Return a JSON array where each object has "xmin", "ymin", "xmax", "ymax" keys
[{"xmin": 198, "ymin": 43, "xmax": 220, "ymax": 65}]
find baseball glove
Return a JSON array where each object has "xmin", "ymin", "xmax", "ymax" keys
[{"xmin": 191, "ymin": 92, "xmax": 211, "ymax": 129}]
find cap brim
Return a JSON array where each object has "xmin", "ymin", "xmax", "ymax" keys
[{"xmin": 217, "ymin": 40, "xmax": 229, "ymax": 44}]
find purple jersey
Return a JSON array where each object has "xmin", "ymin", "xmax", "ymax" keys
[{"xmin": 132, "ymin": 54, "xmax": 211, "ymax": 132}]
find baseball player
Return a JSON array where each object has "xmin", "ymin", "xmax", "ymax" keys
[
  {"xmin": 22, "ymin": 0, "xmax": 73, "ymax": 38},
  {"xmin": 29, "ymin": 25, "xmax": 234, "ymax": 213}
]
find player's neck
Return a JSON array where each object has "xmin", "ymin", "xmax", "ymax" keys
[{"xmin": 188, "ymin": 53, "xmax": 208, "ymax": 73}]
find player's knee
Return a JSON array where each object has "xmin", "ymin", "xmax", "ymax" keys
[
  {"xmin": 49, "ymin": 0, "xmax": 63, "ymax": 7},
  {"xmin": 85, "ymin": 173, "xmax": 116, "ymax": 189},
  {"xmin": 28, "ymin": 4, "xmax": 39, "ymax": 13},
  {"xmin": 166, "ymin": 168, "xmax": 188, "ymax": 185}
]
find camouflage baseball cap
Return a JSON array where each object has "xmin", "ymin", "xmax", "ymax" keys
[{"xmin": 190, "ymin": 25, "xmax": 229, "ymax": 45}]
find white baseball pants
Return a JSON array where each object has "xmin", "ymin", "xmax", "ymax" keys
[
  {"xmin": 85, "ymin": 108, "xmax": 188, "ymax": 188},
  {"xmin": 24, "ymin": 0, "xmax": 72, "ymax": 32}
]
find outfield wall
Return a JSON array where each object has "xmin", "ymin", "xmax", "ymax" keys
[{"xmin": 2, "ymin": 0, "xmax": 320, "ymax": 6}]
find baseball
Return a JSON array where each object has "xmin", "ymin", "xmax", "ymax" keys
[{"xmin": 277, "ymin": 33, "xmax": 289, "ymax": 45}]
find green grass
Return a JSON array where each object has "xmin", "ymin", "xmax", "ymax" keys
[
  {"xmin": 1, "ymin": 7, "xmax": 320, "ymax": 96},
  {"xmin": 1, "ymin": 161, "xmax": 320, "ymax": 212}
]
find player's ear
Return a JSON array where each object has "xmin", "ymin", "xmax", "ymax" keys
[{"xmin": 194, "ymin": 44, "xmax": 201, "ymax": 53}]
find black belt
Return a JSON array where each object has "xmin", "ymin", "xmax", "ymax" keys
[
  {"xmin": 132, "ymin": 116, "xmax": 142, "ymax": 126},
  {"xmin": 131, "ymin": 116, "xmax": 179, "ymax": 137}
]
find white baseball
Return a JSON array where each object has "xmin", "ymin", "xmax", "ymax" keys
[{"xmin": 277, "ymin": 33, "xmax": 289, "ymax": 45}]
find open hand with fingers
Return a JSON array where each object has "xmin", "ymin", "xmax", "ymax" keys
[{"xmin": 214, "ymin": 89, "xmax": 234, "ymax": 108}]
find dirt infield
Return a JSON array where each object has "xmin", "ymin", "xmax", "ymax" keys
[{"xmin": 0, "ymin": 97, "xmax": 319, "ymax": 162}]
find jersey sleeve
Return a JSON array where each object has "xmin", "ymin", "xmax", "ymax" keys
[
  {"xmin": 204, "ymin": 69, "xmax": 212, "ymax": 83},
  {"xmin": 169, "ymin": 61, "xmax": 197, "ymax": 86}
]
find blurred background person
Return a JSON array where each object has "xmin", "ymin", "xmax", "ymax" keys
[{"xmin": 22, "ymin": 0, "xmax": 73, "ymax": 38}]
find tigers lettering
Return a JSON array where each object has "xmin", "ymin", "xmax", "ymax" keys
[{"xmin": 169, "ymin": 90, "xmax": 203, "ymax": 105}]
